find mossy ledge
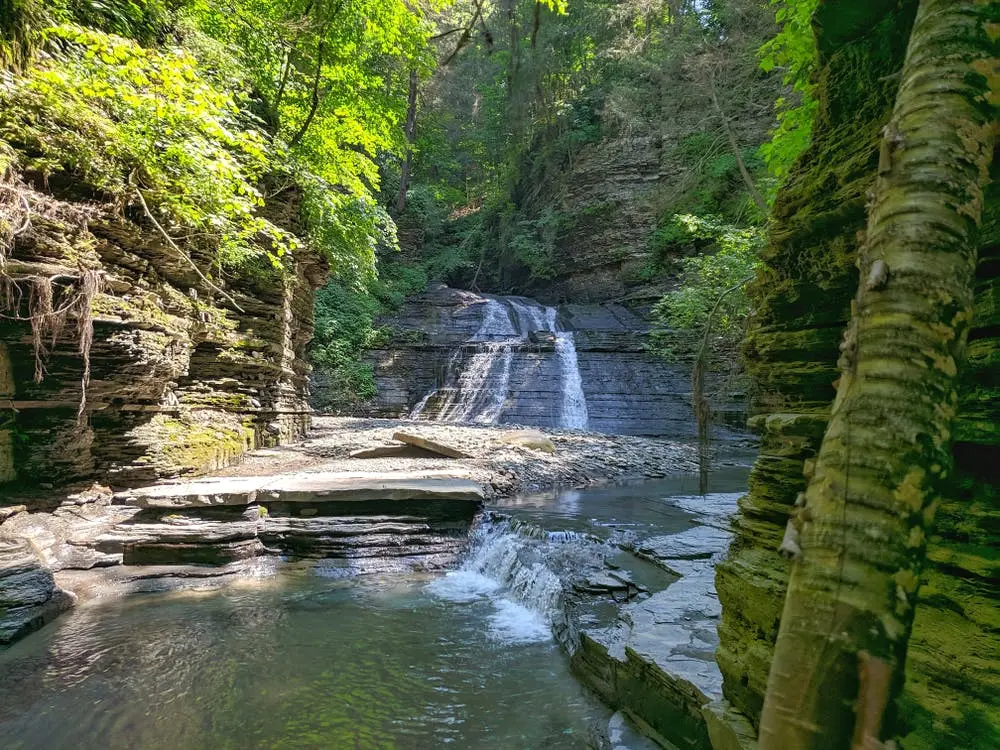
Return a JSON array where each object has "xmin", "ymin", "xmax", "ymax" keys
[
  {"xmin": 0, "ymin": 188, "xmax": 327, "ymax": 490},
  {"xmin": 715, "ymin": 2, "xmax": 1000, "ymax": 747}
]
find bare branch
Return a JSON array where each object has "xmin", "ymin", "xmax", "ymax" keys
[{"xmin": 132, "ymin": 188, "xmax": 244, "ymax": 313}]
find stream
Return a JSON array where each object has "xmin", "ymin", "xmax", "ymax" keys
[{"xmin": 0, "ymin": 467, "xmax": 749, "ymax": 749}]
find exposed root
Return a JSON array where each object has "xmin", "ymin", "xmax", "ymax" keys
[
  {"xmin": 0, "ymin": 269, "xmax": 104, "ymax": 417},
  {"xmin": 29, "ymin": 275, "xmax": 55, "ymax": 382},
  {"xmin": 75, "ymin": 269, "xmax": 101, "ymax": 418},
  {"xmin": 133, "ymin": 187, "xmax": 244, "ymax": 313},
  {"xmin": 0, "ymin": 181, "xmax": 32, "ymax": 271}
]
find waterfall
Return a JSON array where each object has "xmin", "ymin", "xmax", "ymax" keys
[
  {"xmin": 510, "ymin": 300, "xmax": 589, "ymax": 430},
  {"xmin": 554, "ymin": 332, "xmax": 588, "ymax": 429},
  {"xmin": 410, "ymin": 295, "xmax": 589, "ymax": 429},
  {"xmin": 427, "ymin": 518, "xmax": 565, "ymax": 643},
  {"xmin": 411, "ymin": 298, "xmax": 519, "ymax": 424}
]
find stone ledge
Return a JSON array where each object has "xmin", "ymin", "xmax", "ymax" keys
[{"xmin": 116, "ymin": 471, "xmax": 487, "ymax": 508}]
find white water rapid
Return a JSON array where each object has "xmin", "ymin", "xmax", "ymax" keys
[
  {"xmin": 411, "ymin": 295, "xmax": 589, "ymax": 429},
  {"xmin": 427, "ymin": 518, "xmax": 564, "ymax": 644}
]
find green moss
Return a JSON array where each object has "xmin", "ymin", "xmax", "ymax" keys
[
  {"xmin": 145, "ymin": 414, "xmax": 255, "ymax": 477},
  {"xmin": 90, "ymin": 290, "xmax": 178, "ymax": 331}
]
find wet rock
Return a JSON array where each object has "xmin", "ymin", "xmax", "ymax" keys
[
  {"xmin": 392, "ymin": 431, "xmax": 472, "ymax": 459},
  {"xmin": 124, "ymin": 538, "xmax": 267, "ymax": 566},
  {"xmin": 0, "ymin": 537, "xmax": 75, "ymax": 645}
]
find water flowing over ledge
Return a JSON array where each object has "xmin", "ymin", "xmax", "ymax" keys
[
  {"xmin": 360, "ymin": 284, "xmax": 747, "ymax": 437},
  {"xmin": 410, "ymin": 294, "xmax": 591, "ymax": 430}
]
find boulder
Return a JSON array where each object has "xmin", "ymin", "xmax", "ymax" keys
[
  {"xmin": 0, "ymin": 537, "xmax": 75, "ymax": 645},
  {"xmin": 500, "ymin": 430, "xmax": 557, "ymax": 454},
  {"xmin": 392, "ymin": 431, "xmax": 473, "ymax": 459},
  {"xmin": 349, "ymin": 443, "xmax": 443, "ymax": 459},
  {"xmin": 0, "ymin": 505, "xmax": 26, "ymax": 523}
]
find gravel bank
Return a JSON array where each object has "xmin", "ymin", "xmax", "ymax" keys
[{"xmin": 213, "ymin": 416, "xmax": 703, "ymax": 498}]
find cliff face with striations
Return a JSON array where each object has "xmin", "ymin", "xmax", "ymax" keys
[
  {"xmin": 355, "ymin": 283, "xmax": 747, "ymax": 438},
  {"xmin": 511, "ymin": 134, "xmax": 663, "ymax": 303},
  {"xmin": 714, "ymin": 2, "xmax": 999, "ymax": 746},
  {"xmin": 0, "ymin": 187, "xmax": 326, "ymax": 490}
]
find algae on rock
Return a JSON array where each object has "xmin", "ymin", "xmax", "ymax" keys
[{"xmin": 715, "ymin": 1, "xmax": 1000, "ymax": 746}]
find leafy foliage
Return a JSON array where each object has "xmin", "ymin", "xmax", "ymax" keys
[
  {"xmin": 758, "ymin": 0, "xmax": 819, "ymax": 180},
  {"xmin": 311, "ymin": 257, "xmax": 427, "ymax": 411},
  {"xmin": 650, "ymin": 214, "xmax": 763, "ymax": 361},
  {"xmin": 0, "ymin": 23, "xmax": 300, "ymax": 272}
]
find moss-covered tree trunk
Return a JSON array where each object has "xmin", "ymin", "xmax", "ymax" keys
[{"xmin": 758, "ymin": 1, "xmax": 998, "ymax": 748}]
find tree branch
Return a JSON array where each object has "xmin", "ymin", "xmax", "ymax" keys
[
  {"xmin": 707, "ymin": 70, "xmax": 770, "ymax": 216},
  {"xmin": 288, "ymin": 39, "xmax": 326, "ymax": 148},
  {"xmin": 133, "ymin": 188, "xmax": 244, "ymax": 313}
]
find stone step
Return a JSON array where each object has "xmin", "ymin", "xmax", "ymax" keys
[{"xmin": 117, "ymin": 471, "xmax": 486, "ymax": 509}]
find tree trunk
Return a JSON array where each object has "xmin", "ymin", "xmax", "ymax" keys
[
  {"xmin": 708, "ymin": 73, "xmax": 769, "ymax": 216},
  {"xmin": 758, "ymin": 1, "xmax": 997, "ymax": 748},
  {"xmin": 506, "ymin": 0, "xmax": 519, "ymax": 90},
  {"xmin": 395, "ymin": 69, "xmax": 419, "ymax": 214}
]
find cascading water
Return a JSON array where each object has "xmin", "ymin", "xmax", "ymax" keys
[
  {"xmin": 411, "ymin": 295, "xmax": 589, "ymax": 429},
  {"xmin": 427, "ymin": 516, "xmax": 571, "ymax": 644},
  {"xmin": 510, "ymin": 300, "xmax": 589, "ymax": 429},
  {"xmin": 554, "ymin": 331, "xmax": 589, "ymax": 430},
  {"xmin": 410, "ymin": 299, "xmax": 519, "ymax": 423}
]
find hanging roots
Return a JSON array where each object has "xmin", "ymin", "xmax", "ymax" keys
[
  {"xmin": 1, "ymin": 269, "xmax": 104, "ymax": 418},
  {"xmin": 0, "ymin": 182, "xmax": 32, "ymax": 271},
  {"xmin": 75, "ymin": 269, "xmax": 101, "ymax": 418}
]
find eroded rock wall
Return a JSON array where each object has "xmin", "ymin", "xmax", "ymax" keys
[
  {"xmin": 715, "ymin": 2, "xmax": 999, "ymax": 745},
  {"xmin": 0, "ymin": 190, "xmax": 326, "ymax": 491},
  {"xmin": 356, "ymin": 284, "xmax": 746, "ymax": 438}
]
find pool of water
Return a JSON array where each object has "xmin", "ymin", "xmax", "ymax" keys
[
  {"xmin": 0, "ymin": 463, "xmax": 753, "ymax": 750},
  {"xmin": 492, "ymin": 463, "xmax": 752, "ymax": 534},
  {"xmin": 0, "ymin": 570, "xmax": 604, "ymax": 749}
]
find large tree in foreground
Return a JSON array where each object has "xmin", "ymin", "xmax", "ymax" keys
[{"xmin": 758, "ymin": 0, "xmax": 998, "ymax": 748}]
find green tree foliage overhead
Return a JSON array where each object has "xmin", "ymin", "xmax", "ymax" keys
[
  {"xmin": 758, "ymin": 0, "xmax": 819, "ymax": 179},
  {"xmin": 392, "ymin": 0, "xmax": 785, "ymax": 297},
  {"xmin": 1, "ymin": 0, "xmax": 438, "ymax": 281}
]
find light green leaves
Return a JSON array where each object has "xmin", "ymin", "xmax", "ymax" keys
[{"xmin": 758, "ymin": 0, "xmax": 819, "ymax": 179}]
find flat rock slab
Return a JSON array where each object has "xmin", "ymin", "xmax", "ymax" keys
[
  {"xmin": 637, "ymin": 525, "xmax": 733, "ymax": 563},
  {"xmin": 118, "ymin": 472, "xmax": 486, "ymax": 508},
  {"xmin": 499, "ymin": 430, "xmax": 557, "ymax": 453},
  {"xmin": 392, "ymin": 431, "xmax": 472, "ymax": 459},
  {"xmin": 349, "ymin": 444, "xmax": 443, "ymax": 459}
]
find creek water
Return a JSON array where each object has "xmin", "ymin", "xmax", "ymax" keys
[{"xmin": 0, "ymin": 467, "xmax": 750, "ymax": 750}]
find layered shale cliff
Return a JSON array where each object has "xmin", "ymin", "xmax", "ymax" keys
[
  {"xmin": 353, "ymin": 283, "xmax": 745, "ymax": 438},
  {"xmin": 0, "ymin": 187, "xmax": 326, "ymax": 490},
  {"xmin": 714, "ymin": 3, "xmax": 1000, "ymax": 746}
]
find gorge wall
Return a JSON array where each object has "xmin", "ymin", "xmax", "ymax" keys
[
  {"xmin": 0, "ymin": 187, "xmax": 326, "ymax": 491},
  {"xmin": 714, "ymin": 2, "xmax": 1000, "ymax": 747},
  {"xmin": 354, "ymin": 283, "xmax": 745, "ymax": 438}
]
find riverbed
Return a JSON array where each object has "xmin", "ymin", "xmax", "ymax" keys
[{"xmin": 0, "ymin": 466, "xmax": 749, "ymax": 749}]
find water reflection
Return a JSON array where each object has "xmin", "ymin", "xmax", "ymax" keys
[{"xmin": 0, "ymin": 572, "xmax": 602, "ymax": 750}]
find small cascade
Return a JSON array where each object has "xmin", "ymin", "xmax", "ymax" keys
[
  {"xmin": 410, "ymin": 299, "xmax": 519, "ymax": 423},
  {"xmin": 427, "ymin": 516, "xmax": 574, "ymax": 642},
  {"xmin": 509, "ymin": 299, "xmax": 589, "ymax": 430},
  {"xmin": 411, "ymin": 294, "xmax": 590, "ymax": 429},
  {"xmin": 554, "ymin": 332, "xmax": 588, "ymax": 429}
]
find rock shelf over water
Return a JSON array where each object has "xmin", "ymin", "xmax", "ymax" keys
[{"xmin": 0, "ymin": 416, "xmax": 707, "ymax": 645}]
